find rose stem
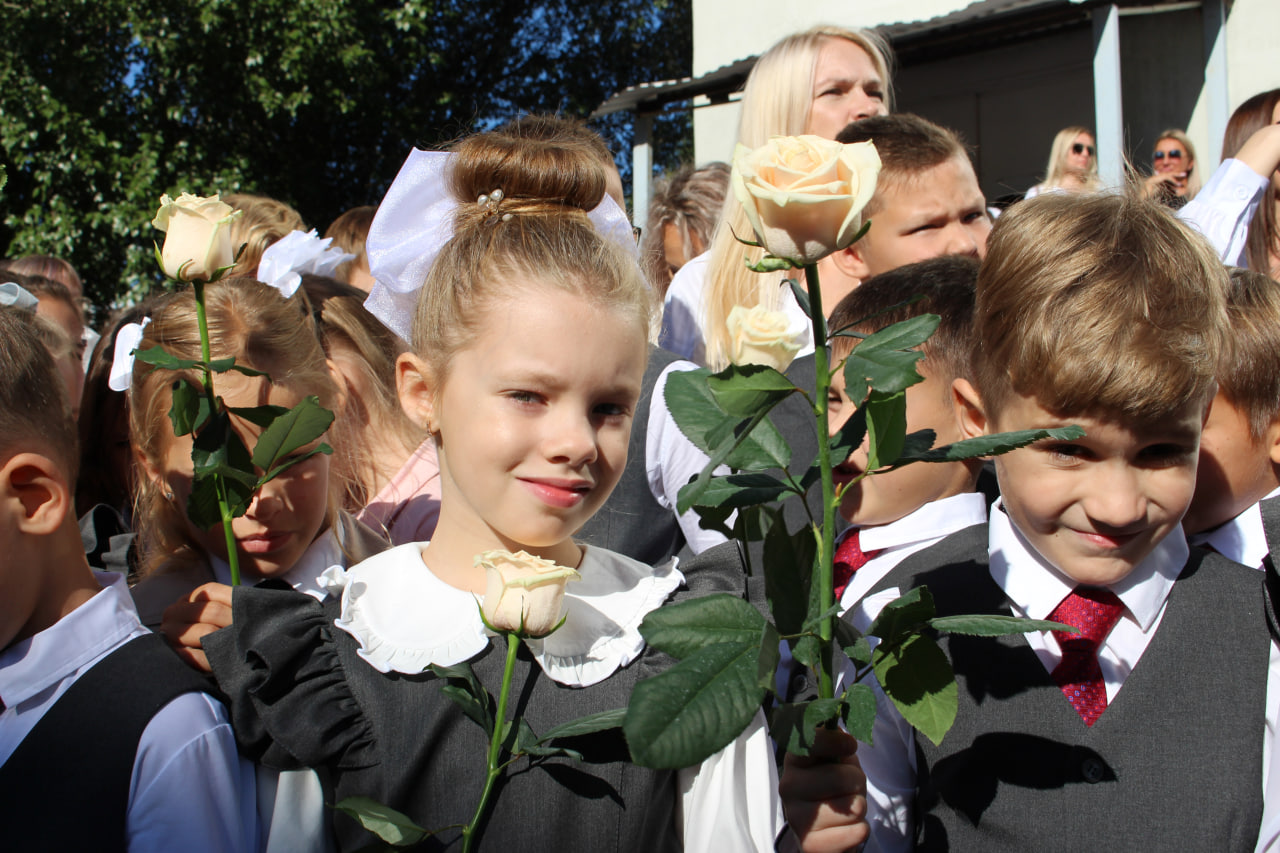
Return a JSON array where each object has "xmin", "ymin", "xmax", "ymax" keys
[
  {"xmin": 192, "ymin": 279, "xmax": 241, "ymax": 586},
  {"xmin": 463, "ymin": 631, "xmax": 521, "ymax": 853},
  {"xmin": 804, "ymin": 262, "xmax": 838, "ymax": 703}
]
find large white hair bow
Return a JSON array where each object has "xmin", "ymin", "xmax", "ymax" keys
[
  {"xmin": 257, "ymin": 229, "xmax": 355, "ymax": 298},
  {"xmin": 363, "ymin": 149, "xmax": 636, "ymax": 343}
]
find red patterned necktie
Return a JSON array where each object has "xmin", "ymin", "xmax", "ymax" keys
[
  {"xmin": 1047, "ymin": 586, "xmax": 1125, "ymax": 726},
  {"xmin": 833, "ymin": 529, "xmax": 883, "ymax": 601}
]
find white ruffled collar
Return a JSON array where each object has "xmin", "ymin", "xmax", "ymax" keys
[{"xmin": 321, "ymin": 542, "xmax": 683, "ymax": 687}]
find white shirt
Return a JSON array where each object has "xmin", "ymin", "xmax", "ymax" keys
[
  {"xmin": 839, "ymin": 492, "xmax": 989, "ymax": 611},
  {"xmin": 1179, "ymin": 157, "xmax": 1270, "ymax": 267},
  {"xmin": 659, "ymin": 252, "xmax": 814, "ymax": 367},
  {"xmin": 0, "ymin": 573, "xmax": 258, "ymax": 853},
  {"xmin": 850, "ymin": 503, "xmax": 1280, "ymax": 852},
  {"xmin": 647, "ymin": 361, "xmax": 731, "ymax": 555},
  {"xmin": 1187, "ymin": 486, "xmax": 1280, "ymax": 572}
]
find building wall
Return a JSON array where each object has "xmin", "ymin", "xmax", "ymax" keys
[{"xmin": 689, "ymin": 0, "xmax": 1280, "ymax": 198}]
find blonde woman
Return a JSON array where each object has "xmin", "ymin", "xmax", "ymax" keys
[
  {"xmin": 660, "ymin": 25, "xmax": 893, "ymax": 368},
  {"xmin": 1025, "ymin": 126, "xmax": 1101, "ymax": 198},
  {"xmin": 1142, "ymin": 129, "xmax": 1200, "ymax": 206}
]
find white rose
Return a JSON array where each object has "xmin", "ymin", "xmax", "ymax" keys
[
  {"xmin": 479, "ymin": 549, "xmax": 581, "ymax": 637},
  {"xmin": 152, "ymin": 192, "xmax": 242, "ymax": 281},
  {"xmin": 731, "ymin": 135, "xmax": 881, "ymax": 264},
  {"xmin": 726, "ymin": 304, "xmax": 807, "ymax": 372}
]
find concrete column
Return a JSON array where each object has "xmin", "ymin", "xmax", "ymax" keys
[
  {"xmin": 1092, "ymin": 4, "xmax": 1124, "ymax": 187},
  {"xmin": 1202, "ymin": 0, "xmax": 1228, "ymax": 166},
  {"xmin": 632, "ymin": 113, "xmax": 654, "ymax": 228}
]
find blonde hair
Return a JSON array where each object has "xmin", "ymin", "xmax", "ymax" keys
[
  {"xmin": 299, "ymin": 275, "xmax": 423, "ymax": 512},
  {"xmin": 972, "ymin": 192, "xmax": 1228, "ymax": 424},
  {"xmin": 0, "ymin": 307, "xmax": 78, "ymax": 477},
  {"xmin": 411, "ymin": 127, "xmax": 653, "ymax": 383},
  {"xmin": 1040, "ymin": 126, "xmax": 1101, "ymax": 192},
  {"xmin": 129, "ymin": 278, "xmax": 339, "ymax": 576},
  {"xmin": 702, "ymin": 25, "xmax": 894, "ymax": 370},
  {"xmin": 1154, "ymin": 128, "xmax": 1200, "ymax": 198},
  {"xmin": 324, "ymin": 205, "xmax": 376, "ymax": 284},
  {"xmin": 224, "ymin": 193, "xmax": 308, "ymax": 276}
]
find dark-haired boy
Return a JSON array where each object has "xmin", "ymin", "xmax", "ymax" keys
[
  {"xmin": 0, "ymin": 308, "xmax": 257, "ymax": 851},
  {"xmin": 839, "ymin": 193, "xmax": 1275, "ymax": 850},
  {"xmin": 824, "ymin": 255, "xmax": 986, "ymax": 609}
]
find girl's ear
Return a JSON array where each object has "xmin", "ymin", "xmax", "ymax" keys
[
  {"xmin": 135, "ymin": 446, "xmax": 169, "ymax": 495},
  {"xmin": 952, "ymin": 378, "xmax": 989, "ymax": 440},
  {"xmin": 2, "ymin": 452, "xmax": 71, "ymax": 535},
  {"xmin": 396, "ymin": 352, "xmax": 437, "ymax": 432}
]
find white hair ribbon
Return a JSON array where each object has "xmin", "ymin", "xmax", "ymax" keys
[
  {"xmin": 256, "ymin": 229, "xmax": 356, "ymax": 299},
  {"xmin": 364, "ymin": 148, "xmax": 637, "ymax": 343},
  {"xmin": 108, "ymin": 317, "xmax": 151, "ymax": 392},
  {"xmin": 0, "ymin": 282, "xmax": 40, "ymax": 312}
]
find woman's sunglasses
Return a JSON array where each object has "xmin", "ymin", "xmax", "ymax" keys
[
  {"xmin": 1072, "ymin": 143, "xmax": 1095, "ymax": 156},
  {"xmin": 1153, "ymin": 149, "xmax": 1184, "ymax": 161}
]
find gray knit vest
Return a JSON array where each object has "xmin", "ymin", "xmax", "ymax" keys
[{"xmin": 868, "ymin": 524, "xmax": 1267, "ymax": 851}]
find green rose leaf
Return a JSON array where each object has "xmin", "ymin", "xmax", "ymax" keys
[
  {"xmin": 865, "ymin": 391, "xmax": 908, "ymax": 470},
  {"xmin": 625, "ymin": 641, "xmax": 766, "ymax": 768},
  {"xmin": 873, "ymin": 631, "xmax": 957, "ymax": 747},
  {"xmin": 930, "ymin": 615, "xmax": 1071, "ymax": 636},
  {"xmin": 516, "ymin": 717, "xmax": 585, "ymax": 761},
  {"xmin": 791, "ymin": 634, "xmax": 822, "ymax": 671},
  {"xmin": 664, "ymin": 369, "xmax": 792, "ymax": 471},
  {"xmin": 676, "ymin": 413, "xmax": 790, "ymax": 513},
  {"xmin": 834, "ymin": 618, "xmax": 873, "ymax": 669},
  {"xmin": 333, "ymin": 796, "xmax": 428, "ymax": 846},
  {"xmin": 639, "ymin": 593, "xmax": 765, "ymax": 660},
  {"xmin": 227, "ymin": 404, "xmax": 289, "ymax": 427},
  {"xmin": 769, "ymin": 697, "xmax": 843, "ymax": 756},
  {"xmin": 538, "ymin": 708, "xmax": 627, "ymax": 743},
  {"xmin": 841, "ymin": 314, "xmax": 937, "ymax": 403},
  {"xmin": 168, "ymin": 379, "xmax": 210, "ymax": 436},
  {"xmin": 706, "ymin": 362, "xmax": 799, "ymax": 417},
  {"xmin": 757, "ymin": 620, "xmax": 782, "ymax": 693},
  {"xmin": 867, "ymin": 586, "xmax": 936, "ymax": 647},
  {"xmin": 191, "ymin": 411, "xmax": 255, "ymax": 483},
  {"xmin": 842, "ymin": 683, "xmax": 878, "ymax": 744},
  {"xmin": 250, "ymin": 396, "xmax": 336, "ymax": 472},
  {"xmin": 133, "ymin": 344, "xmax": 199, "ymax": 371},
  {"xmin": 896, "ymin": 426, "xmax": 1086, "ymax": 464},
  {"xmin": 824, "ymin": 405, "xmax": 868, "ymax": 483},
  {"xmin": 764, "ymin": 515, "xmax": 814, "ymax": 636},
  {"xmin": 694, "ymin": 473, "xmax": 800, "ymax": 509},
  {"xmin": 787, "ymin": 278, "xmax": 812, "ymax": 320},
  {"xmin": 430, "ymin": 662, "xmax": 494, "ymax": 736},
  {"xmin": 186, "ymin": 473, "xmax": 225, "ymax": 530}
]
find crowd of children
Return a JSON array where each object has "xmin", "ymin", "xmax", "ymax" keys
[{"xmin": 4, "ymin": 18, "xmax": 1280, "ymax": 853}]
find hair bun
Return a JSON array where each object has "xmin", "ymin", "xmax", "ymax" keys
[{"xmin": 447, "ymin": 116, "xmax": 611, "ymax": 220}]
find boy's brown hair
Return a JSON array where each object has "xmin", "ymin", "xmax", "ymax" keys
[
  {"xmin": 829, "ymin": 255, "xmax": 978, "ymax": 390},
  {"xmin": 972, "ymin": 192, "xmax": 1228, "ymax": 423},
  {"xmin": 0, "ymin": 308, "xmax": 78, "ymax": 477},
  {"xmin": 836, "ymin": 114, "xmax": 969, "ymax": 217},
  {"xmin": 1216, "ymin": 268, "xmax": 1280, "ymax": 440}
]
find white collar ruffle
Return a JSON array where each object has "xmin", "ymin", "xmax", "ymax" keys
[{"xmin": 320, "ymin": 542, "xmax": 683, "ymax": 688}]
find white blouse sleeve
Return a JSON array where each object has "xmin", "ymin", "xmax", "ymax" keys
[
  {"xmin": 646, "ymin": 361, "xmax": 731, "ymax": 555},
  {"xmin": 1179, "ymin": 158, "xmax": 1269, "ymax": 267},
  {"xmin": 660, "ymin": 253, "xmax": 710, "ymax": 365},
  {"xmin": 676, "ymin": 708, "xmax": 783, "ymax": 852}
]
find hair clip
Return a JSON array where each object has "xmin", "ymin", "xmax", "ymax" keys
[
  {"xmin": 478, "ymin": 189, "xmax": 513, "ymax": 224},
  {"xmin": 107, "ymin": 317, "xmax": 152, "ymax": 392},
  {"xmin": 0, "ymin": 282, "xmax": 40, "ymax": 313}
]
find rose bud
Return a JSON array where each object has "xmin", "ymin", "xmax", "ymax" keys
[
  {"xmin": 732, "ymin": 135, "xmax": 881, "ymax": 265},
  {"xmin": 152, "ymin": 192, "xmax": 242, "ymax": 281},
  {"xmin": 479, "ymin": 550, "xmax": 581, "ymax": 638},
  {"xmin": 726, "ymin": 304, "xmax": 807, "ymax": 372}
]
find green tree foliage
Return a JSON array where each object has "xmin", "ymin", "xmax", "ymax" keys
[{"xmin": 0, "ymin": 0, "xmax": 691, "ymax": 311}]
